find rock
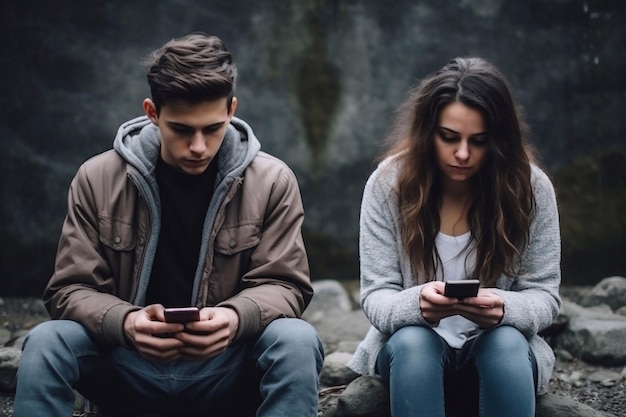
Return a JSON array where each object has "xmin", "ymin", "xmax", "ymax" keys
[
  {"xmin": 535, "ymin": 393, "xmax": 617, "ymax": 417},
  {"xmin": 8, "ymin": 334, "xmax": 28, "ymax": 350},
  {"xmin": 23, "ymin": 299, "xmax": 48, "ymax": 317},
  {"xmin": 334, "ymin": 340, "xmax": 360, "ymax": 354},
  {"xmin": 315, "ymin": 310, "xmax": 371, "ymax": 355},
  {"xmin": 587, "ymin": 370, "xmax": 624, "ymax": 388},
  {"xmin": 0, "ymin": 329, "xmax": 11, "ymax": 347},
  {"xmin": 555, "ymin": 301, "xmax": 626, "ymax": 366},
  {"xmin": 303, "ymin": 279, "xmax": 354, "ymax": 323},
  {"xmin": 554, "ymin": 348, "xmax": 574, "ymax": 362},
  {"xmin": 580, "ymin": 276, "xmax": 626, "ymax": 311},
  {"xmin": 334, "ymin": 376, "xmax": 390, "ymax": 417},
  {"xmin": 305, "ymin": 281, "xmax": 371, "ymax": 354},
  {"xmin": 320, "ymin": 351, "xmax": 360, "ymax": 387},
  {"xmin": 329, "ymin": 380, "xmax": 617, "ymax": 417},
  {"xmin": 0, "ymin": 347, "xmax": 21, "ymax": 391}
]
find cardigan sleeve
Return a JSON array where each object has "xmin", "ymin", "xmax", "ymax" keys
[
  {"xmin": 490, "ymin": 165, "xmax": 562, "ymax": 338},
  {"xmin": 358, "ymin": 163, "xmax": 432, "ymax": 335}
]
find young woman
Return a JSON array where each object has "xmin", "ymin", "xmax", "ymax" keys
[{"xmin": 348, "ymin": 57, "xmax": 561, "ymax": 417}]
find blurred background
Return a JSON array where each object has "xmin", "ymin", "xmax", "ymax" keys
[{"xmin": 1, "ymin": 0, "xmax": 625, "ymax": 296}]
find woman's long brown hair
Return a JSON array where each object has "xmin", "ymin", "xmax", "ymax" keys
[{"xmin": 380, "ymin": 57, "xmax": 536, "ymax": 286}]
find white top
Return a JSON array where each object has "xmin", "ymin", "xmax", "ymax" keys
[{"xmin": 433, "ymin": 231, "xmax": 481, "ymax": 349}]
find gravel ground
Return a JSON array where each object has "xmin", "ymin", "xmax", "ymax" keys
[
  {"xmin": 1, "ymin": 297, "xmax": 625, "ymax": 417},
  {"xmin": 548, "ymin": 357, "xmax": 625, "ymax": 416},
  {"xmin": 0, "ymin": 395, "xmax": 14, "ymax": 417}
]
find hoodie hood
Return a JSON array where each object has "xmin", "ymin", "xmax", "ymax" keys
[{"xmin": 112, "ymin": 115, "xmax": 261, "ymax": 182}]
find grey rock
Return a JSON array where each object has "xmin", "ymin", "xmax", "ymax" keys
[
  {"xmin": 587, "ymin": 369, "xmax": 623, "ymax": 383},
  {"xmin": 305, "ymin": 281, "xmax": 370, "ymax": 354},
  {"xmin": 536, "ymin": 393, "xmax": 617, "ymax": 417},
  {"xmin": 303, "ymin": 280, "xmax": 354, "ymax": 322},
  {"xmin": 555, "ymin": 301, "xmax": 626, "ymax": 366},
  {"xmin": 335, "ymin": 376, "xmax": 390, "ymax": 417},
  {"xmin": 580, "ymin": 276, "xmax": 626, "ymax": 311},
  {"xmin": 320, "ymin": 352, "xmax": 360, "ymax": 387},
  {"xmin": 8, "ymin": 333, "xmax": 28, "ymax": 350},
  {"xmin": 7, "ymin": 330, "xmax": 30, "ymax": 349},
  {"xmin": 329, "ymin": 381, "xmax": 616, "ymax": 417},
  {"xmin": 24, "ymin": 299, "xmax": 48, "ymax": 316},
  {"xmin": 316, "ymin": 309, "xmax": 371, "ymax": 355},
  {"xmin": 554, "ymin": 348, "xmax": 574, "ymax": 362},
  {"xmin": 0, "ymin": 328, "xmax": 11, "ymax": 347},
  {"xmin": 334, "ymin": 340, "xmax": 360, "ymax": 354},
  {"xmin": 0, "ymin": 347, "xmax": 21, "ymax": 391}
]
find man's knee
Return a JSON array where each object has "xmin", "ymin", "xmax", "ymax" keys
[
  {"xmin": 263, "ymin": 318, "xmax": 321, "ymax": 346},
  {"xmin": 23, "ymin": 320, "xmax": 94, "ymax": 353},
  {"xmin": 255, "ymin": 318, "xmax": 323, "ymax": 364}
]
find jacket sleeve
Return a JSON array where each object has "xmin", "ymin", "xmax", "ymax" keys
[
  {"xmin": 490, "ymin": 167, "xmax": 562, "ymax": 338},
  {"xmin": 218, "ymin": 162, "xmax": 313, "ymax": 341},
  {"xmin": 43, "ymin": 161, "xmax": 139, "ymax": 347}
]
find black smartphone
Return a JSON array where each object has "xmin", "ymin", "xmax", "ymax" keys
[
  {"xmin": 164, "ymin": 307, "xmax": 200, "ymax": 323},
  {"xmin": 443, "ymin": 279, "xmax": 480, "ymax": 298}
]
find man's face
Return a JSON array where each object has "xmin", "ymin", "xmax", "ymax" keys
[{"xmin": 144, "ymin": 97, "xmax": 237, "ymax": 175}]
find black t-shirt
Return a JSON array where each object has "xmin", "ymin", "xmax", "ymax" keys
[{"xmin": 144, "ymin": 155, "xmax": 218, "ymax": 307}]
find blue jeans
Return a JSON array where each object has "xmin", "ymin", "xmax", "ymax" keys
[
  {"xmin": 13, "ymin": 318, "xmax": 323, "ymax": 417},
  {"xmin": 376, "ymin": 325, "xmax": 537, "ymax": 417}
]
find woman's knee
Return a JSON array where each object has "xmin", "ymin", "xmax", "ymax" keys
[
  {"xmin": 471, "ymin": 326, "xmax": 533, "ymax": 377},
  {"xmin": 386, "ymin": 325, "xmax": 444, "ymax": 356},
  {"xmin": 473, "ymin": 325, "xmax": 528, "ymax": 356},
  {"xmin": 377, "ymin": 326, "xmax": 447, "ymax": 389}
]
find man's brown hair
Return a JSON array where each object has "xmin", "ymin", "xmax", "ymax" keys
[{"xmin": 143, "ymin": 33, "xmax": 237, "ymax": 114}]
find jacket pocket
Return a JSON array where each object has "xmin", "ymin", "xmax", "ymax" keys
[
  {"xmin": 98, "ymin": 215, "xmax": 137, "ymax": 251},
  {"xmin": 215, "ymin": 222, "xmax": 261, "ymax": 255}
]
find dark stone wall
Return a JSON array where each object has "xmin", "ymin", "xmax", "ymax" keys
[{"xmin": 1, "ymin": 0, "xmax": 625, "ymax": 295}]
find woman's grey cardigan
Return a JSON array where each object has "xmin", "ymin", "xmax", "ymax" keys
[{"xmin": 347, "ymin": 160, "xmax": 562, "ymax": 395}]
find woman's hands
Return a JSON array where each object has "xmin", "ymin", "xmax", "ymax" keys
[
  {"xmin": 419, "ymin": 281, "xmax": 504, "ymax": 328},
  {"xmin": 123, "ymin": 304, "xmax": 240, "ymax": 362}
]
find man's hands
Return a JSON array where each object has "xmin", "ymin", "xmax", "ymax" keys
[
  {"xmin": 419, "ymin": 281, "xmax": 504, "ymax": 328},
  {"xmin": 123, "ymin": 304, "xmax": 240, "ymax": 362}
]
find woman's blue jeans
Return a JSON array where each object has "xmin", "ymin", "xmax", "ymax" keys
[
  {"xmin": 376, "ymin": 325, "xmax": 537, "ymax": 417},
  {"xmin": 13, "ymin": 318, "xmax": 323, "ymax": 417}
]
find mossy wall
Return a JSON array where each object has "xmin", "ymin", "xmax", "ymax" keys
[{"xmin": 1, "ymin": 1, "xmax": 624, "ymax": 295}]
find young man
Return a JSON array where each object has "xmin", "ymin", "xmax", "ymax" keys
[{"xmin": 13, "ymin": 33, "xmax": 323, "ymax": 417}]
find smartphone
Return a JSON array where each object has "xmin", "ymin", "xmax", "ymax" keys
[
  {"xmin": 443, "ymin": 279, "xmax": 480, "ymax": 299},
  {"xmin": 164, "ymin": 307, "xmax": 200, "ymax": 323}
]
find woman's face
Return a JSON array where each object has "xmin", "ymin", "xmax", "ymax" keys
[{"xmin": 434, "ymin": 101, "xmax": 489, "ymax": 188}]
